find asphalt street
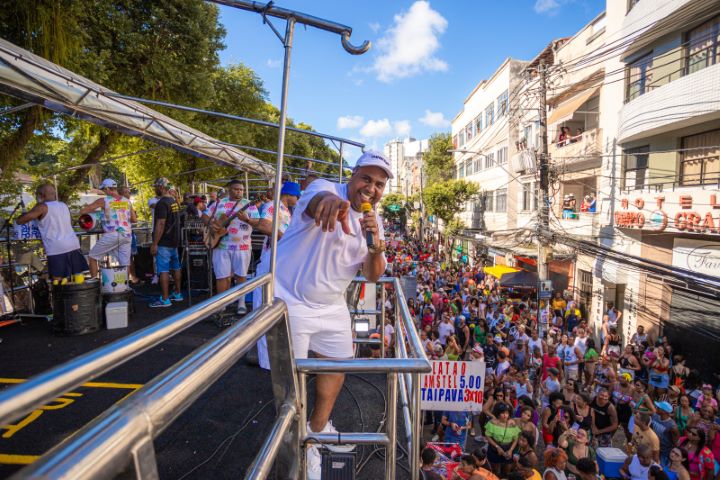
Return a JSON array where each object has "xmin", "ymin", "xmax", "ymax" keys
[{"xmin": 0, "ymin": 285, "xmax": 404, "ymax": 479}]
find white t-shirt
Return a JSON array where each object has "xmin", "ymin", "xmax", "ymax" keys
[
  {"xmin": 438, "ymin": 321, "xmax": 454, "ymax": 345},
  {"xmin": 263, "ymin": 179, "xmax": 386, "ymax": 317},
  {"xmin": 384, "ymin": 323, "xmax": 395, "ymax": 345}
]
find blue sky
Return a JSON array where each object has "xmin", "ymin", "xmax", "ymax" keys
[{"xmin": 217, "ymin": 0, "xmax": 604, "ymax": 164}]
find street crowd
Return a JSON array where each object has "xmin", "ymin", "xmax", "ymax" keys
[{"xmin": 380, "ymin": 232, "xmax": 720, "ymax": 480}]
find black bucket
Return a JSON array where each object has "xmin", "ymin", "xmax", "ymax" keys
[
  {"xmin": 102, "ymin": 289, "xmax": 135, "ymax": 318},
  {"xmin": 52, "ymin": 280, "xmax": 102, "ymax": 335}
]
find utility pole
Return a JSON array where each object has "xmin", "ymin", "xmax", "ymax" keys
[{"xmin": 537, "ymin": 60, "xmax": 551, "ymax": 301}]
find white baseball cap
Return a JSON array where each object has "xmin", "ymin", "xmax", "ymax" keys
[
  {"xmin": 99, "ymin": 178, "xmax": 117, "ymax": 189},
  {"xmin": 354, "ymin": 150, "xmax": 393, "ymax": 179}
]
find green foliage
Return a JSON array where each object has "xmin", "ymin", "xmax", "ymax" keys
[
  {"xmin": 380, "ymin": 192, "xmax": 406, "ymax": 222},
  {"xmin": 422, "ymin": 179, "xmax": 479, "ymax": 225},
  {"xmin": 0, "ymin": 1, "xmax": 344, "ymax": 204},
  {"xmin": 423, "ymin": 133, "xmax": 454, "ymax": 186},
  {"xmin": 444, "ymin": 218, "xmax": 466, "ymax": 238}
]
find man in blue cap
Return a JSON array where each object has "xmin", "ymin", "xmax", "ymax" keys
[{"xmin": 254, "ymin": 181, "xmax": 301, "ymax": 369}]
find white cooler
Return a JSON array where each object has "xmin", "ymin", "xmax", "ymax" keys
[{"xmin": 106, "ymin": 302, "xmax": 128, "ymax": 329}]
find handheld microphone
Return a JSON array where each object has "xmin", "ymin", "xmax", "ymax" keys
[{"xmin": 360, "ymin": 202, "xmax": 374, "ymax": 248}]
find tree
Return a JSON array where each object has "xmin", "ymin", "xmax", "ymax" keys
[
  {"xmin": 380, "ymin": 192, "xmax": 406, "ymax": 223},
  {"xmin": 422, "ymin": 179, "xmax": 479, "ymax": 225},
  {"xmin": 423, "ymin": 133, "xmax": 454, "ymax": 186}
]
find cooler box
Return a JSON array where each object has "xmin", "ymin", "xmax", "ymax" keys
[
  {"xmin": 105, "ymin": 302, "xmax": 128, "ymax": 329},
  {"xmin": 597, "ymin": 447, "xmax": 627, "ymax": 478}
]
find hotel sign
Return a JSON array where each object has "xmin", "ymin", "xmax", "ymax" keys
[
  {"xmin": 614, "ymin": 191, "xmax": 720, "ymax": 235},
  {"xmin": 673, "ymin": 238, "xmax": 720, "ymax": 277}
]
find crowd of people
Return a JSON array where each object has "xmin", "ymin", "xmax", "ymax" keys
[{"xmin": 379, "ymin": 234, "xmax": 719, "ymax": 480}]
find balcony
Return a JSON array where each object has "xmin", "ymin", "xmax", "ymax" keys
[
  {"xmin": 549, "ymin": 128, "xmax": 603, "ymax": 170},
  {"xmin": 554, "ymin": 211, "xmax": 600, "ymax": 238},
  {"xmin": 619, "ymin": 62, "xmax": 720, "ymax": 142}
]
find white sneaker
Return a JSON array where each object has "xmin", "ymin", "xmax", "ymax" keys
[
  {"xmin": 308, "ymin": 420, "xmax": 355, "ymax": 453},
  {"xmin": 237, "ymin": 302, "xmax": 247, "ymax": 315},
  {"xmin": 151, "ymin": 275, "xmax": 159, "ymax": 285},
  {"xmin": 306, "ymin": 445, "xmax": 322, "ymax": 480}
]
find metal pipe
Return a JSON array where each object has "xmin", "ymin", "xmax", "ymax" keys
[
  {"xmin": 397, "ymin": 369, "xmax": 413, "ymax": 457},
  {"xmin": 385, "ymin": 372, "xmax": 398, "ymax": 480},
  {"xmin": 380, "ymin": 284, "xmax": 386, "ymax": 358},
  {"xmin": 411, "ymin": 372, "xmax": 423, "ymax": 480},
  {"xmin": 0, "ymin": 102, "xmax": 34, "ymax": 116},
  {"xmin": 17, "ymin": 302, "xmax": 286, "ymax": 479},
  {"xmin": 298, "ymin": 372, "xmax": 308, "ymax": 480},
  {"xmin": 267, "ymin": 17, "xmax": 294, "ymax": 304},
  {"xmin": 208, "ymin": 1, "xmax": 370, "ymax": 54},
  {"xmin": 106, "ymin": 92, "xmax": 365, "ymax": 149},
  {"xmin": 304, "ymin": 432, "xmax": 389, "ymax": 445},
  {"xmin": 219, "ymin": 141, "xmax": 351, "ymax": 167},
  {"xmin": 0, "ymin": 274, "xmax": 271, "ymax": 427},
  {"xmin": 245, "ymin": 402, "xmax": 297, "ymax": 480},
  {"xmin": 295, "ymin": 358, "xmax": 430, "ymax": 373},
  {"xmin": 338, "ymin": 141, "xmax": 344, "ymax": 183}
]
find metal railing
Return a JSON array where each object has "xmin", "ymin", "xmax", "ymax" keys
[
  {"xmin": 3, "ymin": 274, "xmax": 430, "ymax": 480},
  {"xmin": 4, "ymin": 274, "xmax": 304, "ymax": 480},
  {"xmin": 296, "ymin": 276, "xmax": 431, "ymax": 480}
]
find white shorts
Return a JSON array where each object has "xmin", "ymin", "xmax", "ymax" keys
[
  {"xmin": 212, "ymin": 248, "xmax": 251, "ymax": 280},
  {"xmin": 288, "ymin": 306, "xmax": 353, "ymax": 359},
  {"xmin": 89, "ymin": 232, "xmax": 132, "ymax": 266}
]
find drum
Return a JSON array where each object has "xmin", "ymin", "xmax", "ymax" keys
[
  {"xmin": 100, "ymin": 266, "xmax": 129, "ymax": 293},
  {"xmin": 52, "ymin": 280, "xmax": 101, "ymax": 335}
]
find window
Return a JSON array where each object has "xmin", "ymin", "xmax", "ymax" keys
[
  {"xmin": 523, "ymin": 125, "xmax": 532, "ymax": 144},
  {"xmin": 579, "ymin": 270, "xmax": 593, "ymax": 314},
  {"xmin": 458, "ymin": 163, "xmax": 465, "ymax": 178},
  {"xmin": 626, "ymin": 52, "xmax": 653, "ymax": 102},
  {"xmin": 474, "ymin": 156, "xmax": 482, "ymax": 172},
  {"xmin": 466, "ymin": 123, "xmax": 474, "ymax": 142},
  {"xmin": 465, "ymin": 158, "xmax": 473, "ymax": 176},
  {"xmin": 522, "ymin": 183, "xmax": 533, "ymax": 211},
  {"xmin": 459, "ymin": 130, "xmax": 466, "ymax": 146},
  {"xmin": 624, "ymin": 146, "xmax": 649, "ymax": 190},
  {"xmin": 474, "ymin": 115, "xmax": 483, "ymax": 135},
  {"xmin": 484, "ymin": 152, "xmax": 495, "ymax": 169},
  {"xmin": 497, "ymin": 146, "xmax": 508, "ymax": 165},
  {"xmin": 627, "ymin": 0, "xmax": 640, "ymax": 13},
  {"xmin": 686, "ymin": 16, "xmax": 720, "ymax": 75},
  {"xmin": 452, "ymin": 135, "xmax": 458, "ymax": 149},
  {"xmin": 485, "ymin": 104, "xmax": 494, "ymax": 127},
  {"xmin": 484, "ymin": 192, "xmax": 494, "ymax": 212},
  {"xmin": 681, "ymin": 129, "xmax": 720, "ymax": 185},
  {"xmin": 496, "ymin": 188, "xmax": 507, "ymax": 213},
  {"xmin": 496, "ymin": 90, "xmax": 509, "ymax": 118}
]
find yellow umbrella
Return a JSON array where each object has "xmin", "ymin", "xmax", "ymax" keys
[{"xmin": 483, "ymin": 265, "xmax": 520, "ymax": 279}]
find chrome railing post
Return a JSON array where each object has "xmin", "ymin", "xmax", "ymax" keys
[
  {"xmin": 266, "ymin": 303, "xmax": 300, "ymax": 479},
  {"xmin": 298, "ymin": 372, "xmax": 308, "ymax": 480},
  {"xmin": 380, "ymin": 284, "xmax": 386, "ymax": 358},
  {"xmin": 411, "ymin": 371, "xmax": 422, "ymax": 480},
  {"xmin": 385, "ymin": 372, "xmax": 398, "ymax": 480}
]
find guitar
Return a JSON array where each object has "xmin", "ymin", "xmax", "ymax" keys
[{"xmin": 205, "ymin": 196, "xmax": 265, "ymax": 250}]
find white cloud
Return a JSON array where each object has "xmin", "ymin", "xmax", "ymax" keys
[
  {"xmin": 369, "ymin": 21, "xmax": 381, "ymax": 33},
  {"xmin": 394, "ymin": 120, "xmax": 412, "ymax": 137},
  {"xmin": 266, "ymin": 58, "xmax": 282, "ymax": 68},
  {"xmin": 336, "ymin": 115, "xmax": 364, "ymax": 130},
  {"xmin": 418, "ymin": 110, "xmax": 450, "ymax": 128},
  {"xmin": 353, "ymin": 78, "xmax": 365, "ymax": 87},
  {"xmin": 534, "ymin": 0, "xmax": 571, "ymax": 15},
  {"xmin": 373, "ymin": 1, "xmax": 448, "ymax": 82},
  {"xmin": 360, "ymin": 119, "xmax": 393, "ymax": 138}
]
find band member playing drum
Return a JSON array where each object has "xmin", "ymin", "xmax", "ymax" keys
[
  {"xmin": 80, "ymin": 178, "xmax": 136, "ymax": 278},
  {"xmin": 16, "ymin": 184, "xmax": 88, "ymax": 284}
]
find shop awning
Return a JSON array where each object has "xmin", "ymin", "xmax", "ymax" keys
[
  {"xmin": 548, "ymin": 85, "xmax": 600, "ymax": 125},
  {"xmin": 0, "ymin": 38, "xmax": 275, "ymax": 177},
  {"xmin": 483, "ymin": 265, "xmax": 520, "ymax": 278}
]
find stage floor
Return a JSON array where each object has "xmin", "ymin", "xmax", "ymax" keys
[{"xmin": 0, "ymin": 285, "xmax": 402, "ymax": 479}]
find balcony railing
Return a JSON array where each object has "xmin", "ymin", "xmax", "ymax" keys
[
  {"xmin": 549, "ymin": 128, "xmax": 602, "ymax": 164},
  {"xmin": 554, "ymin": 211, "xmax": 600, "ymax": 237}
]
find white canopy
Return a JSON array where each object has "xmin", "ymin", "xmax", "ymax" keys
[{"xmin": 0, "ymin": 38, "xmax": 274, "ymax": 178}]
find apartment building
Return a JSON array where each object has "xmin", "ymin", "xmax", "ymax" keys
[
  {"xmin": 596, "ymin": 0, "xmax": 720, "ymax": 372},
  {"xmin": 383, "ymin": 137, "xmax": 428, "ymax": 196},
  {"xmin": 451, "ymin": 58, "xmax": 528, "ymax": 250}
]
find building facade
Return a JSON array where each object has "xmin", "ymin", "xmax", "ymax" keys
[{"xmin": 383, "ymin": 137, "xmax": 428, "ymax": 196}]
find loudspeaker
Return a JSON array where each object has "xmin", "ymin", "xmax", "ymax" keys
[{"xmin": 187, "ymin": 250, "xmax": 210, "ymax": 289}]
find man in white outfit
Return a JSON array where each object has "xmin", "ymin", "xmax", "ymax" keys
[
  {"xmin": 16, "ymin": 184, "xmax": 88, "ymax": 282},
  {"xmin": 259, "ymin": 151, "xmax": 391, "ymax": 479}
]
